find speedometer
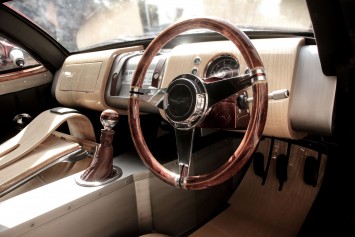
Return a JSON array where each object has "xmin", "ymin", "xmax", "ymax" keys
[{"xmin": 205, "ymin": 55, "xmax": 240, "ymax": 79}]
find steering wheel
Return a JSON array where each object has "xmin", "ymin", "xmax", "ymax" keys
[{"xmin": 128, "ymin": 17, "xmax": 268, "ymax": 190}]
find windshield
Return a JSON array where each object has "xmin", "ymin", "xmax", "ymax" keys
[{"xmin": 4, "ymin": 0, "xmax": 312, "ymax": 52}]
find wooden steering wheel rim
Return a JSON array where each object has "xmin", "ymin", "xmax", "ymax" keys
[{"xmin": 128, "ymin": 17, "xmax": 268, "ymax": 190}]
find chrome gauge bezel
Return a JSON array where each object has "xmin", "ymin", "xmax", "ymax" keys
[{"xmin": 204, "ymin": 54, "xmax": 240, "ymax": 79}]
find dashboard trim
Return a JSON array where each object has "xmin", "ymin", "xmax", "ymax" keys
[
  {"xmin": 54, "ymin": 46, "xmax": 143, "ymax": 112},
  {"xmin": 52, "ymin": 37, "xmax": 335, "ymax": 139}
]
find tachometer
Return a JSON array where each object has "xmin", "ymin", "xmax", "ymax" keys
[{"xmin": 205, "ymin": 55, "xmax": 240, "ymax": 79}]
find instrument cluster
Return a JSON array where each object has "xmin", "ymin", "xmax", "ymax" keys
[{"xmin": 205, "ymin": 55, "xmax": 240, "ymax": 78}]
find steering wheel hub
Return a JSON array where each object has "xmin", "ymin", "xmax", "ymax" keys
[{"xmin": 164, "ymin": 74, "xmax": 207, "ymax": 128}]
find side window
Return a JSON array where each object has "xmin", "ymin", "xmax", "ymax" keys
[{"xmin": 0, "ymin": 36, "xmax": 40, "ymax": 73}]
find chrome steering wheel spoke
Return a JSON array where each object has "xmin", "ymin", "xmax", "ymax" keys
[
  {"xmin": 132, "ymin": 87, "xmax": 167, "ymax": 109},
  {"xmin": 203, "ymin": 68, "xmax": 266, "ymax": 108},
  {"xmin": 174, "ymin": 128, "xmax": 195, "ymax": 187}
]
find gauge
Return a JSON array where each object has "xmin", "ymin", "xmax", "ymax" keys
[{"xmin": 205, "ymin": 55, "xmax": 240, "ymax": 79}]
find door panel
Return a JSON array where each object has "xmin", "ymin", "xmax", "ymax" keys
[
  {"xmin": 0, "ymin": 83, "xmax": 58, "ymax": 144},
  {"xmin": 0, "ymin": 37, "xmax": 58, "ymax": 144}
]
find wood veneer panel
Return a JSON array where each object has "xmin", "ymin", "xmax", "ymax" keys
[{"xmin": 190, "ymin": 138, "xmax": 326, "ymax": 237}]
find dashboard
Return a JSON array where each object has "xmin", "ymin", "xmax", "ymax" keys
[{"xmin": 52, "ymin": 37, "xmax": 337, "ymax": 140}]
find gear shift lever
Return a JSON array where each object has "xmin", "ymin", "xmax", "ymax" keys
[{"xmin": 76, "ymin": 109, "xmax": 122, "ymax": 186}]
